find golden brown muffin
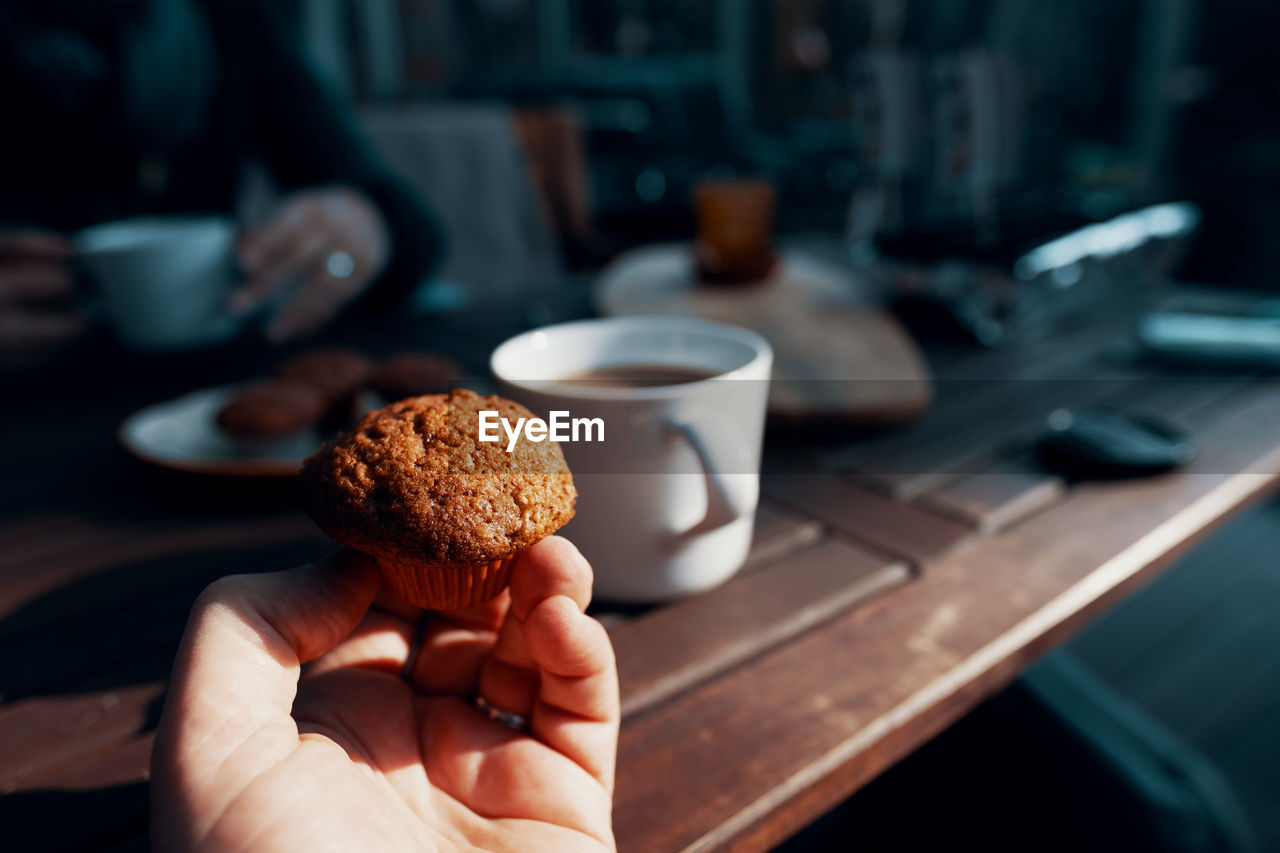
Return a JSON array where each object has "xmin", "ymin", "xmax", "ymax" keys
[
  {"xmin": 300, "ymin": 389, "xmax": 576, "ymax": 609},
  {"xmin": 370, "ymin": 352, "xmax": 462, "ymax": 402},
  {"xmin": 215, "ymin": 380, "xmax": 327, "ymax": 439}
]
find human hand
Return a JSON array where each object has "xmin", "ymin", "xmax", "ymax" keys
[
  {"xmin": 231, "ymin": 187, "xmax": 391, "ymax": 342},
  {"xmin": 151, "ymin": 537, "xmax": 618, "ymax": 852},
  {"xmin": 0, "ymin": 230, "xmax": 86, "ymax": 359}
]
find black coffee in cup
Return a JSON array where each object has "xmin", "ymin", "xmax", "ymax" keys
[{"xmin": 558, "ymin": 365, "xmax": 717, "ymax": 388}]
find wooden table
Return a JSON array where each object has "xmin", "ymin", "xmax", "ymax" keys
[{"xmin": 3, "ymin": 297, "xmax": 1279, "ymax": 852}]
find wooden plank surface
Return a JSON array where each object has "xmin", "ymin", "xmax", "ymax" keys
[
  {"xmin": 0, "ymin": 537, "xmax": 332, "ymax": 704},
  {"xmin": 613, "ymin": 382, "xmax": 1280, "ymax": 853},
  {"xmin": 740, "ymin": 501, "xmax": 826, "ymax": 574},
  {"xmin": 909, "ymin": 373, "xmax": 1257, "ymax": 533},
  {"xmin": 612, "ymin": 537, "xmax": 909, "ymax": 718},
  {"xmin": 592, "ymin": 501, "xmax": 825, "ymax": 629},
  {"xmin": 763, "ymin": 474, "xmax": 972, "ymax": 568},
  {"xmin": 823, "ymin": 315, "xmax": 1141, "ymax": 500},
  {"xmin": 0, "ymin": 684, "xmax": 162, "ymax": 793},
  {"xmin": 14, "ymin": 732, "xmax": 155, "ymax": 794},
  {"xmin": 0, "ymin": 515, "xmax": 326, "ymax": 620},
  {"xmin": 1, "ymin": 297, "xmax": 1275, "ymax": 853},
  {"xmin": 836, "ymin": 377, "xmax": 1130, "ymax": 500},
  {"xmin": 915, "ymin": 450, "xmax": 1065, "ymax": 532}
]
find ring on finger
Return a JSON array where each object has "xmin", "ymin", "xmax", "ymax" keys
[
  {"xmin": 325, "ymin": 250, "xmax": 356, "ymax": 280},
  {"xmin": 470, "ymin": 694, "xmax": 530, "ymax": 733}
]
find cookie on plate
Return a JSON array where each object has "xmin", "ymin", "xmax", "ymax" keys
[
  {"xmin": 215, "ymin": 380, "xmax": 327, "ymax": 456},
  {"xmin": 370, "ymin": 352, "xmax": 462, "ymax": 403},
  {"xmin": 276, "ymin": 347, "xmax": 376, "ymax": 426}
]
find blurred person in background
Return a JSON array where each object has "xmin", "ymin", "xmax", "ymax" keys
[{"xmin": 0, "ymin": 0, "xmax": 441, "ymax": 358}]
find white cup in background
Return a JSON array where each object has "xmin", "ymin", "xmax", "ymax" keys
[
  {"xmin": 75, "ymin": 216, "xmax": 242, "ymax": 350},
  {"xmin": 491, "ymin": 316, "xmax": 772, "ymax": 602}
]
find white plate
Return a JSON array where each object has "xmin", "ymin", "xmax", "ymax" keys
[{"xmin": 119, "ymin": 385, "xmax": 320, "ymax": 477}]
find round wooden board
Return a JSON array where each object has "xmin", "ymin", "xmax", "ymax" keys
[{"xmin": 594, "ymin": 244, "xmax": 933, "ymax": 423}]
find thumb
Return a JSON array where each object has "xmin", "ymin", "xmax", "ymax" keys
[{"xmin": 154, "ymin": 549, "xmax": 379, "ymax": 790}]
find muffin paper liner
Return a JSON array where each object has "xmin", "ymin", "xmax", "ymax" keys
[{"xmin": 375, "ymin": 553, "xmax": 517, "ymax": 610}]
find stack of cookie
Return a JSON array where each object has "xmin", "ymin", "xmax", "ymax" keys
[{"xmin": 214, "ymin": 347, "xmax": 463, "ymax": 452}]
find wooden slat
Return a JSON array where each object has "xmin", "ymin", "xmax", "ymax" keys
[
  {"xmin": 763, "ymin": 473, "xmax": 971, "ymax": 568},
  {"xmin": 911, "ymin": 374, "xmax": 1256, "ymax": 533},
  {"xmin": 613, "ymin": 381, "xmax": 1280, "ymax": 853},
  {"xmin": 0, "ymin": 685, "xmax": 162, "ymax": 793},
  {"xmin": 823, "ymin": 314, "xmax": 1142, "ymax": 500},
  {"xmin": 12, "ymin": 733, "xmax": 154, "ymax": 794},
  {"xmin": 591, "ymin": 501, "xmax": 825, "ymax": 628},
  {"xmin": 916, "ymin": 451, "xmax": 1064, "ymax": 531},
  {"xmin": 0, "ymin": 515, "xmax": 326, "ymax": 620},
  {"xmin": 612, "ymin": 537, "xmax": 908, "ymax": 719},
  {"xmin": 740, "ymin": 501, "xmax": 825, "ymax": 574},
  {"xmin": 0, "ymin": 538, "xmax": 331, "ymax": 702},
  {"xmin": 838, "ymin": 377, "xmax": 1130, "ymax": 499},
  {"xmin": 1121, "ymin": 376, "xmax": 1258, "ymax": 430}
]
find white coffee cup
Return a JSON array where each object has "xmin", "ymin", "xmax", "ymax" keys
[
  {"xmin": 491, "ymin": 316, "xmax": 772, "ymax": 602},
  {"xmin": 75, "ymin": 216, "xmax": 242, "ymax": 349}
]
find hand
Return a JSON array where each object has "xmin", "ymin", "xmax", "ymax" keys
[
  {"xmin": 0, "ymin": 230, "xmax": 86, "ymax": 359},
  {"xmin": 151, "ymin": 538, "xmax": 618, "ymax": 852},
  {"xmin": 232, "ymin": 187, "xmax": 391, "ymax": 342}
]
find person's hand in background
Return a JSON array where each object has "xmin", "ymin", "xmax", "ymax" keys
[
  {"xmin": 231, "ymin": 187, "xmax": 391, "ymax": 343},
  {"xmin": 152, "ymin": 537, "xmax": 618, "ymax": 852},
  {"xmin": 0, "ymin": 230, "xmax": 86, "ymax": 360}
]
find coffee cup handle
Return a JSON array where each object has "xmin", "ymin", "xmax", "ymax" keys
[{"xmin": 666, "ymin": 422, "xmax": 751, "ymax": 534}]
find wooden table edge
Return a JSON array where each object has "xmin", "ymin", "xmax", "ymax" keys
[{"xmin": 680, "ymin": 462, "xmax": 1280, "ymax": 853}]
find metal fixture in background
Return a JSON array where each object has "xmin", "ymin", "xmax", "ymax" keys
[{"xmin": 863, "ymin": 202, "xmax": 1202, "ymax": 347}]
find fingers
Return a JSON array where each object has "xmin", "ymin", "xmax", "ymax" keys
[
  {"xmin": 420, "ymin": 696, "xmax": 616, "ymax": 845},
  {"xmin": 405, "ymin": 621, "xmax": 498, "ymax": 696},
  {"xmin": 0, "ymin": 230, "xmax": 73, "ymax": 260},
  {"xmin": 237, "ymin": 203, "xmax": 308, "ymax": 272},
  {"xmin": 526, "ymin": 596, "xmax": 619, "ymax": 790},
  {"xmin": 525, "ymin": 597, "xmax": 616, "ymax": 716},
  {"xmin": 264, "ymin": 269, "xmax": 360, "ymax": 342},
  {"xmin": 0, "ymin": 264, "xmax": 75, "ymax": 301},
  {"xmin": 230, "ymin": 188, "xmax": 390, "ymax": 342},
  {"xmin": 0, "ymin": 253, "xmax": 81, "ymax": 357},
  {"xmin": 154, "ymin": 549, "xmax": 380, "ymax": 777},
  {"xmin": 509, "ymin": 537, "xmax": 594, "ymax": 620},
  {"xmin": 317, "ymin": 584, "xmax": 511, "ymax": 697},
  {"xmin": 304, "ymin": 607, "xmax": 415, "ymax": 680},
  {"xmin": 404, "ymin": 592, "xmax": 509, "ymax": 695},
  {"xmin": 230, "ymin": 204, "xmax": 326, "ymax": 316},
  {"xmin": 0, "ymin": 308, "xmax": 87, "ymax": 353},
  {"xmin": 470, "ymin": 537, "xmax": 618, "ymax": 789},
  {"xmin": 474, "ymin": 537, "xmax": 593, "ymax": 719}
]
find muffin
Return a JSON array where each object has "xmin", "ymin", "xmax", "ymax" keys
[
  {"xmin": 370, "ymin": 352, "xmax": 463, "ymax": 403},
  {"xmin": 276, "ymin": 347, "xmax": 376, "ymax": 426},
  {"xmin": 215, "ymin": 380, "xmax": 327, "ymax": 456},
  {"xmin": 300, "ymin": 389, "xmax": 577, "ymax": 609}
]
